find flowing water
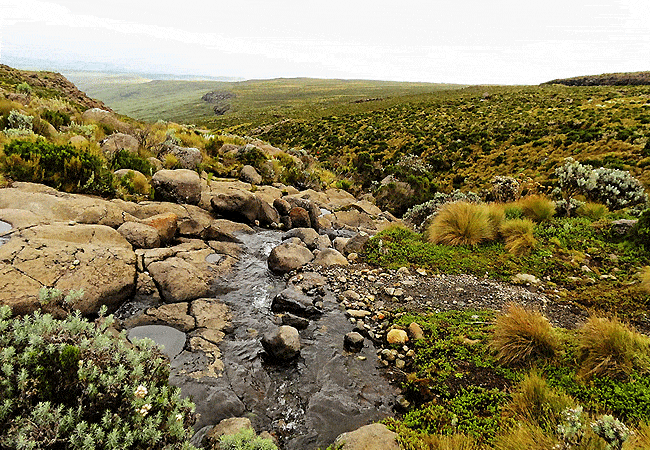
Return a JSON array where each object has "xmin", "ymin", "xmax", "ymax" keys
[{"xmin": 131, "ymin": 230, "xmax": 397, "ymax": 449}]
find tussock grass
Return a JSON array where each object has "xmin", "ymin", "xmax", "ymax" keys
[
  {"xmin": 493, "ymin": 423, "xmax": 556, "ymax": 450},
  {"xmin": 505, "ymin": 372, "xmax": 574, "ymax": 431},
  {"xmin": 500, "ymin": 218, "xmax": 536, "ymax": 256},
  {"xmin": 640, "ymin": 266, "xmax": 650, "ymax": 294},
  {"xmin": 490, "ymin": 304, "xmax": 559, "ymax": 366},
  {"xmin": 518, "ymin": 195, "xmax": 556, "ymax": 222},
  {"xmin": 578, "ymin": 315, "xmax": 650, "ymax": 380},
  {"xmin": 426, "ymin": 202, "xmax": 496, "ymax": 246},
  {"xmin": 422, "ymin": 434, "xmax": 480, "ymax": 450},
  {"xmin": 576, "ymin": 202, "xmax": 609, "ymax": 220}
]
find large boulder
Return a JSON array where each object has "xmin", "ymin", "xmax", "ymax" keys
[
  {"xmin": 100, "ymin": 133, "xmax": 139, "ymax": 157},
  {"xmin": 151, "ymin": 169, "xmax": 201, "ymax": 205},
  {"xmin": 117, "ymin": 222, "xmax": 161, "ymax": 249},
  {"xmin": 147, "ymin": 257, "xmax": 212, "ymax": 303},
  {"xmin": 334, "ymin": 423, "xmax": 400, "ymax": 450},
  {"xmin": 312, "ymin": 248, "xmax": 349, "ymax": 267},
  {"xmin": 158, "ymin": 143, "xmax": 203, "ymax": 169},
  {"xmin": 261, "ymin": 325, "xmax": 301, "ymax": 360},
  {"xmin": 283, "ymin": 227, "xmax": 320, "ymax": 249},
  {"xmin": 211, "ymin": 188, "xmax": 279, "ymax": 226},
  {"xmin": 268, "ymin": 242, "xmax": 314, "ymax": 273},
  {"xmin": 240, "ymin": 165, "xmax": 262, "ymax": 185},
  {"xmin": 0, "ymin": 224, "xmax": 136, "ymax": 315}
]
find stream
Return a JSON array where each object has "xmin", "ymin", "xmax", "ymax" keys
[{"xmin": 129, "ymin": 230, "xmax": 398, "ymax": 449}]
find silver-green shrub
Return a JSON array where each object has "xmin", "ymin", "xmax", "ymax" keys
[
  {"xmin": 555, "ymin": 158, "xmax": 647, "ymax": 212},
  {"xmin": 0, "ymin": 305, "xmax": 198, "ymax": 450},
  {"xmin": 591, "ymin": 415, "xmax": 631, "ymax": 450},
  {"xmin": 7, "ymin": 110, "xmax": 34, "ymax": 131}
]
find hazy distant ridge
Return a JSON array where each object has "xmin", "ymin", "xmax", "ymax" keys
[{"xmin": 544, "ymin": 71, "xmax": 650, "ymax": 86}]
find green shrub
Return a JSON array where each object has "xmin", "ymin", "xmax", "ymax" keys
[
  {"xmin": 1, "ymin": 139, "xmax": 114, "ymax": 195},
  {"xmin": 42, "ymin": 109, "xmax": 71, "ymax": 130},
  {"xmin": 16, "ymin": 82, "xmax": 32, "ymax": 95},
  {"xmin": 0, "ymin": 305, "xmax": 198, "ymax": 449},
  {"xmin": 219, "ymin": 428, "xmax": 277, "ymax": 450},
  {"xmin": 426, "ymin": 202, "xmax": 496, "ymax": 246},
  {"xmin": 490, "ymin": 304, "xmax": 559, "ymax": 366},
  {"xmin": 111, "ymin": 149, "xmax": 155, "ymax": 176}
]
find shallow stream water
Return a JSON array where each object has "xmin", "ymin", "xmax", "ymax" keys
[{"xmin": 161, "ymin": 230, "xmax": 398, "ymax": 449}]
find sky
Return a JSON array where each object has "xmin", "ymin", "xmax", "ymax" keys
[{"xmin": 0, "ymin": 0, "xmax": 649, "ymax": 85}]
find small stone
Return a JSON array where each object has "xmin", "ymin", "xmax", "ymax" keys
[
  {"xmin": 396, "ymin": 267, "xmax": 410, "ymax": 276},
  {"xmin": 344, "ymin": 332, "xmax": 365, "ymax": 352},
  {"xmin": 386, "ymin": 329, "xmax": 409, "ymax": 345},
  {"xmin": 395, "ymin": 359, "xmax": 406, "ymax": 370},
  {"xmin": 416, "ymin": 268, "xmax": 427, "ymax": 276}
]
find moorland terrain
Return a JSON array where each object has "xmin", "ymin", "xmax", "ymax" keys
[{"xmin": 2, "ymin": 64, "xmax": 650, "ymax": 449}]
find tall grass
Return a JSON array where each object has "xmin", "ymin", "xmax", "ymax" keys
[
  {"xmin": 518, "ymin": 195, "xmax": 556, "ymax": 222},
  {"xmin": 576, "ymin": 202, "xmax": 609, "ymax": 220},
  {"xmin": 426, "ymin": 202, "xmax": 497, "ymax": 246},
  {"xmin": 578, "ymin": 316, "xmax": 650, "ymax": 380},
  {"xmin": 490, "ymin": 304, "xmax": 560, "ymax": 366},
  {"xmin": 500, "ymin": 218, "xmax": 536, "ymax": 256}
]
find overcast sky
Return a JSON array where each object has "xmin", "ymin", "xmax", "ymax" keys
[{"xmin": 1, "ymin": 0, "xmax": 648, "ymax": 84}]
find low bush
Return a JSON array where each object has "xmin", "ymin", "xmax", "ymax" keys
[
  {"xmin": 578, "ymin": 316, "xmax": 650, "ymax": 380},
  {"xmin": 426, "ymin": 202, "xmax": 496, "ymax": 246},
  {"xmin": 490, "ymin": 304, "xmax": 559, "ymax": 366},
  {"xmin": 0, "ymin": 305, "xmax": 198, "ymax": 449},
  {"xmin": 111, "ymin": 149, "xmax": 155, "ymax": 176},
  {"xmin": 218, "ymin": 428, "xmax": 277, "ymax": 450}
]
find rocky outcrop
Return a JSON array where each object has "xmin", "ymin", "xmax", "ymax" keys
[
  {"xmin": 151, "ymin": 169, "xmax": 202, "ymax": 205},
  {"xmin": 0, "ymin": 223, "xmax": 136, "ymax": 315}
]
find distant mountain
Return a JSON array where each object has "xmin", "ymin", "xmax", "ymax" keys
[{"xmin": 543, "ymin": 71, "xmax": 650, "ymax": 86}]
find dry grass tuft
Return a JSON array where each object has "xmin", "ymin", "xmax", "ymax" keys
[
  {"xmin": 576, "ymin": 202, "xmax": 609, "ymax": 220},
  {"xmin": 518, "ymin": 195, "xmax": 556, "ymax": 222},
  {"xmin": 426, "ymin": 202, "xmax": 497, "ymax": 246},
  {"xmin": 422, "ymin": 434, "xmax": 480, "ymax": 450},
  {"xmin": 491, "ymin": 304, "xmax": 560, "ymax": 366},
  {"xmin": 501, "ymin": 218, "xmax": 536, "ymax": 256},
  {"xmin": 578, "ymin": 315, "xmax": 650, "ymax": 380},
  {"xmin": 493, "ymin": 423, "xmax": 556, "ymax": 450},
  {"xmin": 505, "ymin": 372, "xmax": 574, "ymax": 431}
]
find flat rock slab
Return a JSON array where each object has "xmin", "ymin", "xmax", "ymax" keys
[
  {"xmin": 0, "ymin": 223, "xmax": 136, "ymax": 315},
  {"xmin": 128, "ymin": 325, "xmax": 186, "ymax": 359}
]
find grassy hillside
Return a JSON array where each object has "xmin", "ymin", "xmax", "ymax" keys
[
  {"xmin": 70, "ymin": 74, "xmax": 465, "ymax": 127},
  {"xmin": 545, "ymin": 71, "xmax": 650, "ymax": 86}
]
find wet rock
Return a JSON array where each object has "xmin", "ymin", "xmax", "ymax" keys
[
  {"xmin": 268, "ymin": 242, "xmax": 314, "ymax": 273},
  {"xmin": 312, "ymin": 248, "xmax": 349, "ymax": 267},
  {"xmin": 281, "ymin": 313, "xmax": 310, "ymax": 330},
  {"xmin": 286, "ymin": 197, "xmax": 320, "ymax": 231},
  {"xmin": 386, "ymin": 329, "xmax": 409, "ymax": 345},
  {"xmin": 261, "ymin": 325, "xmax": 301, "ymax": 360},
  {"xmin": 272, "ymin": 288, "xmax": 323, "ymax": 317},
  {"xmin": 240, "ymin": 165, "xmax": 262, "ymax": 185},
  {"xmin": 152, "ymin": 169, "xmax": 201, "ymax": 205},
  {"xmin": 344, "ymin": 332, "xmax": 364, "ymax": 352},
  {"xmin": 289, "ymin": 207, "xmax": 311, "ymax": 228},
  {"xmin": 334, "ymin": 423, "xmax": 400, "ymax": 450},
  {"xmin": 128, "ymin": 325, "xmax": 186, "ymax": 359},
  {"xmin": 117, "ymin": 221, "xmax": 161, "ymax": 249},
  {"xmin": 283, "ymin": 227, "xmax": 319, "ymax": 249}
]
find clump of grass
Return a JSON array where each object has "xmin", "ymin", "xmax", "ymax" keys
[
  {"xmin": 422, "ymin": 434, "xmax": 480, "ymax": 450},
  {"xmin": 500, "ymin": 218, "xmax": 536, "ymax": 256},
  {"xmin": 518, "ymin": 195, "xmax": 555, "ymax": 222},
  {"xmin": 490, "ymin": 304, "xmax": 560, "ymax": 366},
  {"xmin": 576, "ymin": 202, "xmax": 609, "ymax": 220},
  {"xmin": 505, "ymin": 372, "xmax": 574, "ymax": 431},
  {"xmin": 493, "ymin": 423, "xmax": 556, "ymax": 450},
  {"xmin": 578, "ymin": 315, "xmax": 650, "ymax": 380},
  {"xmin": 426, "ymin": 202, "xmax": 496, "ymax": 246}
]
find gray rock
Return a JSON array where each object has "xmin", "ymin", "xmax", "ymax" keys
[
  {"xmin": 117, "ymin": 222, "xmax": 160, "ymax": 249},
  {"xmin": 158, "ymin": 143, "xmax": 202, "ymax": 169},
  {"xmin": 283, "ymin": 227, "xmax": 320, "ymax": 249},
  {"xmin": 101, "ymin": 133, "xmax": 139, "ymax": 157},
  {"xmin": 333, "ymin": 236, "xmax": 351, "ymax": 253},
  {"xmin": 268, "ymin": 242, "xmax": 314, "ymax": 273},
  {"xmin": 211, "ymin": 188, "xmax": 263, "ymax": 224},
  {"xmin": 344, "ymin": 234, "xmax": 370, "ymax": 255},
  {"xmin": 281, "ymin": 313, "xmax": 310, "ymax": 330},
  {"xmin": 152, "ymin": 169, "xmax": 201, "ymax": 205},
  {"xmin": 272, "ymin": 288, "xmax": 323, "ymax": 317},
  {"xmin": 261, "ymin": 325, "xmax": 301, "ymax": 360},
  {"xmin": 611, "ymin": 219, "xmax": 638, "ymax": 236},
  {"xmin": 128, "ymin": 325, "xmax": 186, "ymax": 359},
  {"xmin": 312, "ymin": 248, "xmax": 349, "ymax": 267},
  {"xmin": 240, "ymin": 165, "xmax": 263, "ymax": 185}
]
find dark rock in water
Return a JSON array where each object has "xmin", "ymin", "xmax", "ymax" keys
[
  {"xmin": 344, "ymin": 332, "xmax": 364, "ymax": 352},
  {"xmin": 286, "ymin": 198, "xmax": 320, "ymax": 231},
  {"xmin": 289, "ymin": 207, "xmax": 311, "ymax": 229},
  {"xmin": 272, "ymin": 288, "xmax": 323, "ymax": 317},
  {"xmin": 261, "ymin": 325, "xmax": 301, "ymax": 360},
  {"xmin": 128, "ymin": 325, "xmax": 186, "ymax": 359},
  {"xmin": 282, "ymin": 313, "xmax": 310, "ymax": 330}
]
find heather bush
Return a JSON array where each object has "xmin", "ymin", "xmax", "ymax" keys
[
  {"xmin": 491, "ymin": 176, "xmax": 520, "ymax": 202},
  {"xmin": 0, "ymin": 305, "xmax": 198, "ymax": 450}
]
